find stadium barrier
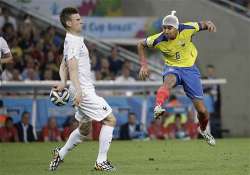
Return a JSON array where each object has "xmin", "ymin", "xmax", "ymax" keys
[{"xmin": 0, "ymin": 79, "xmax": 227, "ymax": 134}]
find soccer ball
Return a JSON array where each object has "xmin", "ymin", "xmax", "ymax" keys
[{"xmin": 50, "ymin": 88, "xmax": 70, "ymax": 106}]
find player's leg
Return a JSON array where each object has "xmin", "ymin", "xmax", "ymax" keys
[
  {"xmin": 59, "ymin": 120, "xmax": 91, "ymax": 159},
  {"xmin": 95, "ymin": 113, "xmax": 116, "ymax": 171},
  {"xmin": 181, "ymin": 66, "xmax": 215, "ymax": 146},
  {"xmin": 154, "ymin": 73, "xmax": 177, "ymax": 118},
  {"xmin": 49, "ymin": 112, "xmax": 90, "ymax": 171},
  {"xmin": 192, "ymin": 99, "xmax": 215, "ymax": 146}
]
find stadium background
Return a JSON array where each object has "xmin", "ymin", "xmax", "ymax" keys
[
  {"xmin": 0, "ymin": 1, "xmax": 250, "ymax": 175},
  {"xmin": 0, "ymin": 0, "xmax": 249, "ymax": 141}
]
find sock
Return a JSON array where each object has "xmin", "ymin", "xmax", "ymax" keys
[
  {"xmin": 96, "ymin": 125, "xmax": 114, "ymax": 163},
  {"xmin": 59, "ymin": 128, "xmax": 82, "ymax": 159},
  {"xmin": 198, "ymin": 115, "xmax": 209, "ymax": 131},
  {"xmin": 156, "ymin": 86, "xmax": 169, "ymax": 106}
]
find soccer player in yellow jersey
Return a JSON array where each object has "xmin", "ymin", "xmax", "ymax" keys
[{"xmin": 137, "ymin": 11, "xmax": 216, "ymax": 146}]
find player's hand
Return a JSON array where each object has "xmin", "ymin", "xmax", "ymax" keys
[
  {"xmin": 139, "ymin": 64, "xmax": 149, "ymax": 80},
  {"xmin": 53, "ymin": 82, "xmax": 66, "ymax": 92},
  {"xmin": 206, "ymin": 21, "xmax": 216, "ymax": 32}
]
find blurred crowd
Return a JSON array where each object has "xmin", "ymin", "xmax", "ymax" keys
[
  {"xmin": 0, "ymin": 7, "xmax": 136, "ymax": 82},
  {"xmin": 0, "ymin": 101, "xmax": 200, "ymax": 143}
]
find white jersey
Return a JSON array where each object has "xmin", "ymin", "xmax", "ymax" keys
[
  {"xmin": 0, "ymin": 37, "xmax": 11, "ymax": 59},
  {"xmin": 63, "ymin": 32, "xmax": 94, "ymax": 89}
]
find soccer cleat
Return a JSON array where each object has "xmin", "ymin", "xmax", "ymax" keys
[
  {"xmin": 200, "ymin": 130, "xmax": 216, "ymax": 146},
  {"xmin": 49, "ymin": 147, "xmax": 63, "ymax": 171},
  {"xmin": 94, "ymin": 160, "xmax": 116, "ymax": 171},
  {"xmin": 154, "ymin": 105, "xmax": 165, "ymax": 118}
]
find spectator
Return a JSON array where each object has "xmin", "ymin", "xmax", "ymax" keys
[
  {"xmin": 1, "ymin": 22, "xmax": 16, "ymax": 42},
  {"xmin": 92, "ymin": 121, "xmax": 102, "ymax": 140},
  {"xmin": 31, "ymin": 39, "xmax": 45, "ymax": 67},
  {"xmin": 1, "ymin": 63, "xmax": 13, "ymax": 81},
  {"xmin": 166, "ymin": 95, "xmax": 182, "ymax": 108},
  {"xmin": 148, "ymin": 117, "xmax": 168, "ymax": 140},
  {"xmin": 108, "ymin": 46, "xmax": 123, "ymax": 76},
  {"xmin": 90, "ymin": 53, "xmax": 100, "ymax": 71},
  {"xmin": 115, "ymin": 64, "xmax": 135, "ymax": 82},
  {"xmin": 0, "ymin": 100, "xmax": 8, "ymax": 127},
  {"xmin": 44, "ymin": 26, "xmax": 62, "ymax": 48},
  {"xmin": 62, "ymin": 117, "xmax": 78, "ymax": 141},
  {"xmin": 10, "ymin": 37, "xmax": 23, "ymax": 58},
  {"xmin": 115, "ymin": 64, "xmax": 135, "ymax": 96},
  {"xmin": 41, "ymin": 117, "xmax": 62, "ymax": 142},
  {"xmin": 0, "ymin": 116, "xmax": 19, "ymax": 142},
  {"xmin": 203, "ymin": 65, "xmax": 221, "ymax": 118},
  {"xmin": 0, "ymin": 7, "xmax": 17, "ymax": 30},
  {"xmin": 21, "ymin": 58, "xmax": 40, "ymax": 80},
  {"xmin": 0, "ymin": 100, "xmax": 7, "ymax": 115},
  {"xmin": 43, "ymin": 69, "xmax": 53, "ymax": 80},
  {"xmin": 167, "ymin": 113, "xmax": 188, "ymax": 139},
  {"xmin": 98, "ymin": 57, "xmax": 113, "ymax": 80},
  {"xmin": 119, "ymin": 112, "xmax": 145, "ymax": 140},
  {"xmin": 11, "ymin": 68, "xmax": 22, "ymax": 81},
  {"xmin": 15, "ymin": 111, "xmax": 36, "ymax": 142},
  {"xmin": 184, "ymin": 110, "xmax": 199, "ymax": 139}
]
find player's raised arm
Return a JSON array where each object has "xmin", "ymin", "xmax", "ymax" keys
[
  {"xmin": 137, "ymin": 39, "xmax": 149, "ymax": 80},
  {"xmin": 199, "ymin": 21, "xmax": 216, "ymax": 32}
]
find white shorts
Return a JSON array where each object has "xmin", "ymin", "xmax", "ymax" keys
[{"xmin": 69, "ymin": 86, "xmax": 112, "ymax": 122}]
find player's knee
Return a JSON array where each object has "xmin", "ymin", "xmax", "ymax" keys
[
  {"xmin": 79, "ymin": 122, "xmax": 91, "ymax": 136},
  {"xmin": 102, "ymin": 113, "xmax": 116, "ymax": 127}
]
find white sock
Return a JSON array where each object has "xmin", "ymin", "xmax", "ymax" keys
[
  {"xmin": 59, "ymin": 128, "xmax": 82, "ymax": 159},
  {"xmin": 96, "ymin": 125, "xmax": 114, "ymax": 163}
]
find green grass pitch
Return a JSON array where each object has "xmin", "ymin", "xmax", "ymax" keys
[{"xmin": 0, "ymin": 139, "xmax": 249, "ymax": 175}]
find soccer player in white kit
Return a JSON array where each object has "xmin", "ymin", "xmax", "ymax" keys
[
  {"xmin": 0, "ymin": 36, "xmax": 13, "ymax": 74},
  {"xmin": 49, "ymin": 7, "xmax": 116, "ymax": 171}
]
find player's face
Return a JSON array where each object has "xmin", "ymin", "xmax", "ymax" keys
[
  {"xmin": 68, "ymin": 13, "xmax": 82, "ymax": 33},
  {"xmin": 162, "ymin": 25, "xmax": 178, "ymax": 40}
]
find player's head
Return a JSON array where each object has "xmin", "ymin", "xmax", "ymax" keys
[
  {"xmin": 60, "ymin": 7, "xmax": 82, "ymax": 33},
  {"xmin": 206, "ymin": 64, "xmax": 216, "ymax": 77},
  {"xmin": 162, "ymin": 10, "xmax": 179, "ymax": 40}
]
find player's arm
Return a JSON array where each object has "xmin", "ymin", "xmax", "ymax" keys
[
  {"xmin": 53, "ymin": 58, "xmax": 68, "ymax": 92},
  {"xmin": 59, "ymin": 58, "xmax": 68, "ymax": 86},
  {"xmin": 0, "ymin": 53, "xmax": 13, "ymax": 64},
  {"xmin": 199, "ymin": 21, "xmax": 216, "ymax": 32},
  {"xmin": 67, "ymin": 57, "xmax": 82, "ymax": 106},
  {"xmin": 0, "ymin": 38, "xmax": 13, "ymax": 64},
  {"xmin": 137, "ymin": 39, "xmax": 149, "ymax": 80}
]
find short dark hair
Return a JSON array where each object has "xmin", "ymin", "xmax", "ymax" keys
[
  {"xmin": 128, "ymin": 112, "xmax": 136, "ymax": 117},
  {"xmin": 206, "ymin": 64, "xmax": 215, "ymax": 69},
  {"xmin": 21, "ymin": 111, "xmax": 30, "ymax": 118},
  {"xmin": 60, "ymin": 7, "xmax": 79, "ymax": 29}
]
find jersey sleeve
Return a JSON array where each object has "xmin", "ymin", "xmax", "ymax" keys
[
  {"xmin": 143, "ymin": 33, "xmax": 162, "ymax": 48},
  {"xmin": 183, "ymin": 22, "xmax": 201, "ymax": 34},
  {"xmin": 0, "ymin": 37, "xmax": 11, "ymax": 55},
  {"xmin": 63, "ymin": 39, "xmax": 79, "ymax": 61}
]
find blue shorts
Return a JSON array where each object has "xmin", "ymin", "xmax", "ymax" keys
[{"xmin": 162, "ymin": 65, "xmax": 204, "ymax": 99}]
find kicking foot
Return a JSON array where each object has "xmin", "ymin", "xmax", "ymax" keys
[
  {"xmin": 49, "ymin": 147, "xmax": 63, "ymax": 171},
  {"xmin": 154, "ymin": 105, "xmax": 165, "ymax": 119},
  {"xmin": 94, "ymin": 160, "xmax": 116, "ymax": 171},
  {"xmin": 200, "ymin": 130, "xmax": 216, "ymax": 146}
]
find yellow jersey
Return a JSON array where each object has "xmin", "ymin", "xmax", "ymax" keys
[{"xmin": 145, "ymin": 22, "xmax": 201, "ymax": 67}]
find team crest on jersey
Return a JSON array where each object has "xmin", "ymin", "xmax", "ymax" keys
[{"xmin": 178, "ymin": 41, "xmax": 185, "ymax": 47}]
